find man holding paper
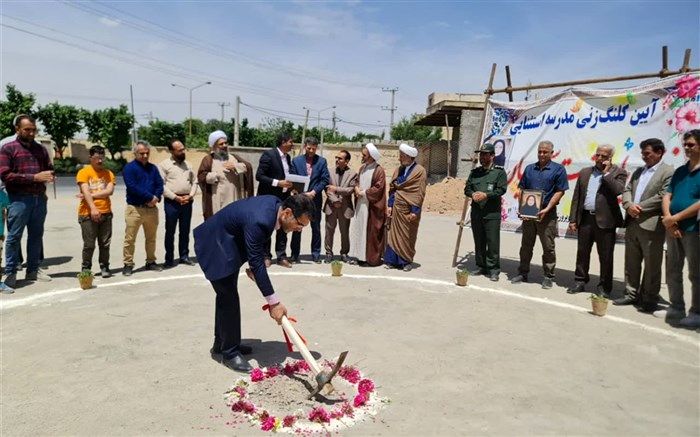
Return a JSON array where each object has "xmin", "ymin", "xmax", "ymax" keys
[
  {"xmin": 290, "ymin": 137, "xmax": 329, "ymax": 263},
  {"xmin": 256, "ymin": 133, "xmax": 296, "ymax": 267}
]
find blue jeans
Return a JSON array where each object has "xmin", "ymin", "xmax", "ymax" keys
[
  {"xmin": 291, "ymin": 199, "xmax": 322, "ymax": 259},
  {"xmin": 164, "ymin": 198, "xmax": 192, "ymax": 264},
  {"xmin": 5, "ymin": 194, "xmax": 47, "ymax": 274}
]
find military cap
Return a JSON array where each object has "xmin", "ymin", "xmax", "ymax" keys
[{"xmin": 477, "ymin": 143, "xmax": 495, "ymax": 154}]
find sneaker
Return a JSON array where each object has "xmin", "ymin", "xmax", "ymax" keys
[
  {"xmin": 26, "ymin": 269, "xmax": 51, "ymax": 282},
  {"xmin": 567, "ymin": 282, "xmax": 585, "ymax": 294},
  {"xmin": 100, "ymin": 266, "xmax": 112, "ymax": 278},
  {"xmin": 4, "ymin": 273, "xmax": 16, "ymax": 289},
  {"xmin": 179, "ymin": 257, "xmax": 196, "ymax": 266},
  {"xmin": 402, "ymin": 263, "xmax": 413, "ymax": 272},
  {"xmin": 679, "ymin": 312, "xmax": 700, "ymax": 328},
  {"xmin": 510, "ymin": 274, "xmax": 528, "ymax": 284},
  {"xmin": 541, "ymin": 277, "xmax": 553, "ymax": 289},
  {"xmin": 145, "ymin": 262, "xmax": 163, "ymax": 272},
  {"xmin": 122, "ymin": 265, "xmax": 133, "ymax": 276},
  {"xmin": 489, "ymin": 272, "xmax": 500, "ymax": 282},
  {"xmin": 0, "ymin": 282, "xmax": 14, "ymax": 294},
  {"xmin": 653, "ymin": 307, "xmax": 685, "ymax": 320}
]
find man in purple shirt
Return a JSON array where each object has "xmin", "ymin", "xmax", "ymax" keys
[{"xmin": 0, "ymin": 115, "xmax": 54, "ymax": 288}]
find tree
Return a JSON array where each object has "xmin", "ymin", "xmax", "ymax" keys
[
  {"xmin": 0, "ymin": 84, "xmax": 37, "ymax": 138},
  {"xmin": 138, "ymin": 120, "xmax": 186, "ymax": 148},
  {"xmin": 350, "ymin": 131, "xmax": 382, "ymax": 142},
  {"xmin": 82, "ymin": 105, "xmax": 134, "ymax": 159},
  {"xmin": 36, "ymin": 102, "xmax": 83, "ymax": 159},
  {"xmin": 391, "ymin": 114, "xmax": 441, "ymax": 142}
]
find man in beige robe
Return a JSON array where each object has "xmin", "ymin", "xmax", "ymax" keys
[
  {"xmin": 348, "ymin": 143, "xmax": 386, "ymax": 266},
  {"xmin": 384, "ymin": 143, "xmax": 427, "ymax": 272},
  {"xmin": 197, "ymin": 130, "xmax": 253, "ymax": 220}
]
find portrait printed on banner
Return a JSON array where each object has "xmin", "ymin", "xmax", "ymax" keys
[
  {"xmin": 491, "ymin": 136, "xmax": 512, "ymax": 167},
  {"xmin": 519, "ymin": 189, "xmax": 543, "ymax": 219}
]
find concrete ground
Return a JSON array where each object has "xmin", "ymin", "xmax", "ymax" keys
[{"xmin": 1, "ymin": 178, "xmax": 698, "ymax": 436}]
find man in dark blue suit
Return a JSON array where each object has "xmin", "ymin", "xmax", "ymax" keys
[
  {"xmin": 193, "ymin": 194, "xmax": 315, "ymax": 372},
  {"xmin": 256, "ymin": 133, "xmax": 296, "ymax": 268},
  {"xmin": 290, "ymin": 137, "xmax": 330, "ymax": 263}
]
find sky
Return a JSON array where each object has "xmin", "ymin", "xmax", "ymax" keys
[{"xmin": 1, "ymin": 0, "xmax": 698, "ymax": 137}]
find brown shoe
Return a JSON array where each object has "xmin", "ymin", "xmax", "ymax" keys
[
  {"xmin": 264, "ymin": 258, "xmax": 272, "ymax": 268},
  {"xmin": 277, "ymin": 259, "xmax": 292, "ymax": 268}
]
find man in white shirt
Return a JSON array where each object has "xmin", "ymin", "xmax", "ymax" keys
[{"xmin": 615, "ymin": 138, "xmax": 674, "ymax": 310}]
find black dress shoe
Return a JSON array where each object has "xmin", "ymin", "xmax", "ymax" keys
[
  {"xmin": 122, "ymin": 265, "xmax": 133, "ymax": 276},
  {"xmin": 222, "ymin": 353, "xmax": 252, "ymax": 373},
  {"xmin": 180, "ymin": 258, "xmax": 196, "ymax": 266},
  {"xmin": 470, "ymin": 269, "xmax": 487, "ymax": 276},
  {"xmin": 613, "ymin": 296, "xmax": 637, "ymax": 306},
  {"xmin": 567, "ymin": 282, "xmax": 585, "ymax": 294},
  {"xmin": 489, "ymin": 272, "xmax": 499, "ymax": 282},
  {"xmin": 145, "ymin": 262, "xmax": 163, "ymax": 272},
  {"xmin": 211, "ymin": 345, "xmax": 252, "ymax": 358}
]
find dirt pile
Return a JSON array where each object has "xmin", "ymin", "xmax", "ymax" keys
[{"xmin": 423, "ymin": 177, "xmax": 466, "ymax": 214}]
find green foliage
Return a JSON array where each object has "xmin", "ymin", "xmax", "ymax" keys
[
  {"xmin": 77, "ymin": 269, "xmax": 94, "ymax": 279},
  {"xmin": 391, "ymin": 114, "xmax": 441, "ymax": 142},
  {"xmin": 52, "ymin": 157, "xmax": 81, "ymax": 175},
  {"xmin": 589, "ymin": 293, "xmax": 608, "ymax": 302},
  {"xmin": 83, "ymin": 105, "xmax": 134, "ymax": 159},
  {"xmin": 36, "ymin": 102, "xmax": 83, "ymax": 159},
  {"xmin": 0, "ymin": 84, "xmax": 37, "ymax": 138},
  {"xmin": 331, "ymin": 259, "xmax": 343, "ymax": 266},
  {"xmin": 457, "ymin": 267, "xmax": 469, "ymax": 275},
  {"xmin": 137, "ymin": 120, "xmax": 186, "ymax": 148},
  {"xmin": 103, "ymin": 158, "xmax": 126, "ymax": 175},
  {"xmin": 350, "ymin": 131, "xmax": 382, "ymax": 142}
]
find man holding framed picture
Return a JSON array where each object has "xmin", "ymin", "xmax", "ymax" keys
[{"xmin": 511, "ymin": 140, "xmax": 569, "ymax": 289}]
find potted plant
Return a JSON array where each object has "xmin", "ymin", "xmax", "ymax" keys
[
  {"xmin": 589, "ymin": 294, "xmax": 609, "ymax": 316},
  {"xmin": 331, "ymin": 260, "xmax": 343, "ymax": 277},
  {"xmin": 455, "ymin": 268, "xmax": 469, "ymax": 286},
  {"xmin": 77, "ymin": 269, "xmax": 95, "ymax": 290}
]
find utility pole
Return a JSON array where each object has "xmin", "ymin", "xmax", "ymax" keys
[
  {"xmin": 382, "ymin": 87, "xmax": 398, "ymax": 141},
  {"xmin": 129, "ymin": 85, "xmax": 137, "ymax": 144},
  {"xmin": 301, "ymin": 107, "xmax": 310, "ymax": 145},
  {"xmin": 332, "ymin": 110, "xmax": 336, "ymax": 138},
  {"xmin": 217, "ymin": 102, "xmax": 231, "ymax": 123},
  {"xmin": 234, "ymin": 96, "xmax": 240, "ymax": 147}
]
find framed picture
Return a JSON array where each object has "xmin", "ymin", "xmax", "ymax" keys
[
  {"xmin": 519, "ymin": 189, "xmax": 543, "ymax": 219},
  {"xmin": 490, "ymin": 136, "xmax": 512, "ymax": 167}
]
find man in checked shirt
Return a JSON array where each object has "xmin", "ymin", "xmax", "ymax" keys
[{"xmin": 0, "ymin": 115, "xmax": 54, "ymax": 288}]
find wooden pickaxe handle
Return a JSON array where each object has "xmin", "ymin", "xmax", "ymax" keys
[{"xmin": 280, "ymin": 315, "xmax": 322, "ymax": 376}]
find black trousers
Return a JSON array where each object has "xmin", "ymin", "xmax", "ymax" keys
[
  {"xmin": 266, "ymin": 229, "xmax": 288, "ymax": 260},
  {"xmin": 210, "ymin": 271, "xmax": 241, "ymax": 359},
  {"xmin": 574, "ymin": 213, "xmax": 616, "ymax": 292}
]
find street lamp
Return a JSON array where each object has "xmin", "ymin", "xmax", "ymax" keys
[
  {"xmin": 171, "ymin": 81, "xmax": 212, "ymax": 136},
  {"xmin": 312, "ymin": 105, "xmax": 336, "ymax": 146}
]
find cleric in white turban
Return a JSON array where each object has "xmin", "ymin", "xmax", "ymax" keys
[
  {"xmin": 348, "ymin": 142, "xmax": 387, "ymax": 266},
  {"xmin": 398, "ymin": 142, "xmax": 418, "ymax": 158},
  {"xmin": 197, "ymin": 130, "xmax": 254, "ymax": 219},
  {"xmin": 384, "ymin": 142, "xmax": 427, "ymax": 272}
]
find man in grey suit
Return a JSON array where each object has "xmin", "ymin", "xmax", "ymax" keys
[
  {"xmin": 567, "ymin": 144, "xmax": 627, "ymax": 296},
  {"xmin": 614, "ymin": 138, "xmax": 674, "ymax": 311},
  {"xmin": 323, "ymin": 149, "xmax": 358, "ymax": 263}
]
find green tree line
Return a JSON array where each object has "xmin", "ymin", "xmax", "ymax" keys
[{"xmin": 1, "ymin": 83, "xmax": 442, "ymax": 161}]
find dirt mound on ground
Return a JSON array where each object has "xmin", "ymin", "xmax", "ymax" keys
[{"xmin": 423, "ymin": 177, "xmax": 466, "ymax": 214}]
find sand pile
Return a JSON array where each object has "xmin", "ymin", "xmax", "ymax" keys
[{"xmin": 423, "ymin": 177, "xmax": 466, "ymax": 214}]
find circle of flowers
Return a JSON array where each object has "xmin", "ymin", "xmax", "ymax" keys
[{"xmin": 224, "ymin": 359, "xmax": 385, "ymax": 434}]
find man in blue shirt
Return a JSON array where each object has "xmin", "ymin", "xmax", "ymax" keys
[
  {"xmin": 658, "ymin": 129, "xmax": 700, "ymax": 327},
  {"xmin": 511, "ymin": 140, "xmax": 569, "ymax": 289},
  {"xmin": 122, "ymin": 141, "xmax": 164, "ymax": 276},
  {"xmin": 290, "ymin": 137, "xmax": 329, "ymax": 263}
]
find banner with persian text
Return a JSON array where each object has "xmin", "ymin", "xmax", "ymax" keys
[{"xmin": 481, "ymin": 73, "xmax": 700, "ymax": 235}]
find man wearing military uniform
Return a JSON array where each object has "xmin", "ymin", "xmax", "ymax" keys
[{"xmin": 464, "ymin": 143, "xmax": 508, "ymax": 281}]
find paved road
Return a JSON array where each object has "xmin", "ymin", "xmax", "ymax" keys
[{"xmin": 1, "ymin": 183, "xmax": 698, "ymax": 435}]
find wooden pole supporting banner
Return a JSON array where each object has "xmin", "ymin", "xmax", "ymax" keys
[
  {"xmin": 505, "ymin": 65, "xmax": 514, "ymax": 102},
  {"xmin": 445, "ymin": 113, "xmax": 451, "ymax": 177},
  {"xmin": 451, "ymin": 62, "xmax": 497, "ymax": 267}
]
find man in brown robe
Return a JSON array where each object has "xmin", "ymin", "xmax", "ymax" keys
[
  {"xmin": 384, "ymin": 143, "xmax": 427, "ymax": 272},
  {"xmin": 348, "ymin": 143, "xmax": 386, "ymax": 266},
  {"xmin": 197, "ymin": 131, "xmax": 254, "ymax": 220}
]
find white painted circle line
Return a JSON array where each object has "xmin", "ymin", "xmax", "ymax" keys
[{"xmin": 1, "ymin": 270, "xmax": 697, "ymax": 347}]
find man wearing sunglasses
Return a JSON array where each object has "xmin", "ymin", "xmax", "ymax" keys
[{"xmin": 194, "ymin": 194, "xmax": 315, "ymax": 373}]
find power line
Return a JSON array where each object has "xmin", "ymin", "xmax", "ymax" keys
[{"xmin": 64, "ymin": 0, "xmax": 380, "ymax": 90}]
